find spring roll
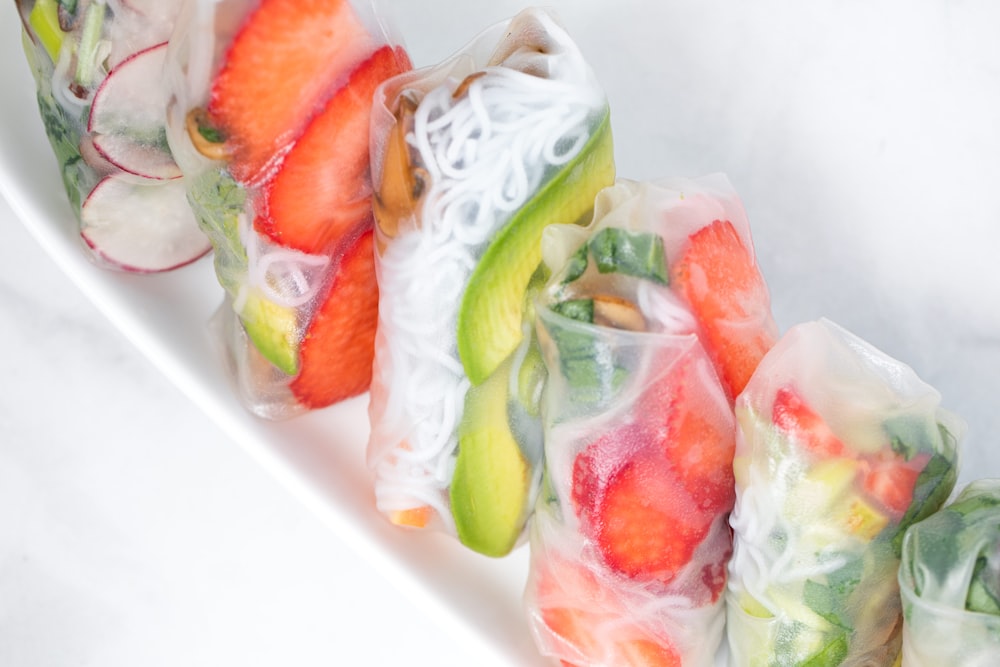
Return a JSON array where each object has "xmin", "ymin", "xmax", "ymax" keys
[
  {"xmin": 727, "ymin": 318, "xmax": 963, "ymax": 666},
  {"xmin": 898, "ymin": 479, "xmax": 1000, "ymax": 666},
  {"xmin": 16, "ymin": 0, "xmax": 210, "ymax": 272},
  {"xmin": 164, "ymin": 0, "xmax": 410, "ymax": 418},
  {"xmin": 525, "ymin": 176, "xmax": 777, "ymax": 666},
  {"xmin": 366, "ymin": 8, "xmax": 614, "ymax": 556}
]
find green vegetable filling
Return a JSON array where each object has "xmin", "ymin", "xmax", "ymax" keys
[{"xmin": 587, "ymin": 227, "xmax": 668, "ymax": 284}]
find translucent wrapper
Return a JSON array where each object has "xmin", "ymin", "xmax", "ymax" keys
[
  {"xmin": 163, "ymin": 0, "xmax": 410, "ymax": 419},
  {"xmin": 525, "ymin": 176, "xmax": 777, "ymax": 666},
  {"xmin": 366, "ymin": 8, "xmax": 614, "ymax": 556},
  {"xmin": 16, "ymin": 0, "xmax": 210, "ymax": 272},
  {"xmin": 727, "ymin": 318, "xmax": 963, "ymax": 667},
  {"xmin": 898, "ymin": 479, "xmax": 1000, "ymax": 666}
]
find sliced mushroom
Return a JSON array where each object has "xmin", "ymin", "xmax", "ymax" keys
[
  {"xmin": 451, "ymin": 71, "xmax": 486, "ymax": 99},
  {"xmin": 592, "ymin": 294, "xmax": 646, "ymax": 332},
  {"xmin": 185, "ymin": 107, "xmax": 229, "ymax": 161},
  {"xmin": 373, "ymin": 92, "xmax": 423, "ymax": 241}
]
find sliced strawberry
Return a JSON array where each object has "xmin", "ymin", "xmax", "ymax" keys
[
  {"xmin": 257, "ymin": 45, "xmax": 412, "ymax": 253},
  {"xmin": 860, "ymin": 451, "xmax": 927, "ymax": 516},
  {"xmin": 289, "ymin": 228, "xmax": 377, "ymax": 408},
  {"xmin": 700, "ymin": 554, "xmax": 730, "ymax": 603},
  {"xmin": 571, "ymin": 423, "xmax": 646, "ymax": 517},
  {"xmin": 207, "ymin": 0, "xmax": 376, "ymax": 181},
  {"xmin": 574, "ymin": 443, "xmax": 710, "ymax": 585},
  {"xmin": 671, "ymin": 219, "xmax": 777, "ymax": 398},
  {"xmin": 617, "ymin": 639, "xmax": 682, "ymax": 667},
  {"xmin": 664, "ymin": 405, "xmax": 735, "ymax": 512},
  {"xmin": 596, "ymin": 453, "xmax": 710, "ymax": 582},
  {"xmin": 771, "ymin": 385, "xmax": 850, "ymax": 459},
  {"xmin": 533, "ymin": 556, "xmax": 682, "ymax": 667},
  {"xmin": 642, "ymin": 354, "xmax": 736, "ymax": 513}
]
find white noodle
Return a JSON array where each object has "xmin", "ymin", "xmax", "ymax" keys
[
  {"xmin": 240, "ymin": 212, "xmax": 330, "ymax": 310},
  {"xmin": 372, "ymin": 64, "xmax": 603, "ymax": 520}
]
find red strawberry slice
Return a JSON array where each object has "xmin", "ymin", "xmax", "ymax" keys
[
  {"xmin": 617, "ymin": 639, "xmax": 683, "ymax": 667},
  {"xmin": 573, "ymin": 442, "xmax": 711, "ymax": 585},
  {"xmin": 671, "ymin": 219, "xmax": 777, "ymax": 399},
  {"xmin": 663, "ymin": 404, "xmax": 735, "ymax": 512},
  {"xmin": 642, "ymin": 354, "xmax": 736, "ymax": 513},
  {"xmin": 593, "ymin": 451, "xmax": 711, "ymax": 583},
  {"xmin": 772, "ymin": 385, "xmax": 849, "ymax": 459},
  {"xmin": 860, "ymin": 451, "xmax": 927, "ymax": 516},
  {"xmin": 207, "ymin": 0, "xmax": 376, "ymax": 181},
  {"xmin": 257, "ymin": 45, "xmax": 412, "ymax": 254},
  {"xmin": 533, "ymin": 555, "xmax": 682, "ymax": 667},
  {"xmin": 571, "ymin": 422, "xmax": 647, "ymax": 517},
  {"xmin": 289, "ymin": 228, "xmax": 378, "ymax": 408}
]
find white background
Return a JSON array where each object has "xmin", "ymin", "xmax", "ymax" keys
[{"xmin": 2, "ymin": 1, "xmax": 999, "ymax": 666}]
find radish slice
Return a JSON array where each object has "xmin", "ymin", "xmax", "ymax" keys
[
  {"xmin": 81, "ymin": 175, "xmax": 211, "ymax": 273},
  {"xmin": 118, "ymin": 0, "xmax": 179, "ymax": 29},
  {"xmin": 88, "ymin": 42, "xmax": 181, "ymax": 180}
]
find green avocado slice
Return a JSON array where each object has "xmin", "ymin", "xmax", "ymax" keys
[
  {"xmin": 239, "ymin": 290, "xmax": 299, "ymax": 376},
  {"xmin": 450, "ymin": 354, "xmax": 533, "ymax": 557},
  {"xmin": 27, "ymin": 0, "xmax": 64, "ymax": 62},
  {"xmin": 456, "ymin": 111, "xmax": 615, "ymax": 386}
]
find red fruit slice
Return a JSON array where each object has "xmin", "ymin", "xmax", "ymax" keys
[
  {"xmin": 533, "ymin": 556, "xmax": 682, "ymax": 667},
  {"xmin": 860, "ymin": 451, "xmax": 927, "ymax": 516},
  {"xmin": 207, "ymin": 0, "xmax": 376, "ymax": 181},
  {"xmin": 617, "ymin": 639, "xmax": 683, "ymax": 667},
  {"xmin": 574, "ymin": 442, "xmax": 710, "ymax": 584},
  {"xmin": 772, "ymin": 385, "xmax": 849, "ymax": 459},
  {"xmin": 595, "ymin": 451, "xmax": 710, "ymax": 583},
  {"xmin": 289, "ymin": 229, "xmax": 378, "ymax": 408},
  {"xmin": 671, "ymin": 219, "xmax": 777, "ymax": 398},
  {"xmin": 641, "ymin": 353, "xmax": 736, "ymax": 513},
  {"xmin": 664, "ymin": 405, "xmax": 735, "ymax": 512},
  {"xmin": 571, "ymin": 423, "xmax": 646, "ymax": 517},
  {"xmin": 257, "ymin": 45, "xmax": 412, "ymax": 253}
]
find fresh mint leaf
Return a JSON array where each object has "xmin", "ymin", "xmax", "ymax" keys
[
  {"xmin": 553, "ymin": 298, "xmax": 594, "ymax": 323},
  {"xmin": 588, "ymin": 227, "xmax": 668, "ymax": 284},
  {"xmin": 561, "ymin": 244, "xmax": 589, "ymax": 284},
  {"xmin": 800, "ymin": 633, "xmax": 849, "ymax": 667}
]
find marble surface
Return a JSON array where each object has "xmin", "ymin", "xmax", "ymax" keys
[
  {"xmin": 3, "ymin": 1, "xmax": 1000, "ymax": 666},
  {"xmin": 0, "ymin": 193, "xmax": 485, "ymax": 665}
]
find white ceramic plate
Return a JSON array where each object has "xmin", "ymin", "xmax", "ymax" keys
[{"xmin": 3, "ymin": 2, "xmax": 998, "ymax": 666}]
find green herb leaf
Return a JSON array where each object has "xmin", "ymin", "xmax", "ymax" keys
[
  {"xmin": 587, "ymin": 227, "xmax": 668, "ymax": 284},
  {"xmin": 561, "ymin": 244, "xmax": 589, "ymax": 284},
  {"xmin": 553, "ymin": 298, "xmax": 594, "ymax": 323},
  {"xmin": 800, "ymin": 633, "xmax": 849, "ymax": 667}
]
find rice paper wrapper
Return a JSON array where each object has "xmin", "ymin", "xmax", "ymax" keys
[
  {"xmin": 727, "ymin": 318, "xmax": 963, "ymax": 667},
  {"xmin": 16, "ymin": 0, "xmax": 210, "ymax": 272},
  {"xmin": 524, "ymin": 175, "xmax": 780, "ymax": 665},
  {"xmin": 898, "ymin": 479, "xmax": 1000, "ymax": 666},
  {"xmin": 538, "ymin": 175, "xmax": 779, "ymax": 404},
  {"xmin": 526, "ymin": 315, "xmax": 732, "ymax": 666},
  {"xmin": 163, "ymin": 0, "xmax": 410, "ymax": 418},
  {"xmin": 365, "ymin": 8, "xmax": 614, "ymax": 554}
]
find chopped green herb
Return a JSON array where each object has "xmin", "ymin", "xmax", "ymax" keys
[
  {"xmin": 553, "ymin": 298, "xmax": 594, "ymax": 323},
  {"xmin": 587, "ymin": 227, "xmax": 668, "ymax": 284},
  {"xmin": 561, "ymin": 244, "xmax": 589, "ymax": 283},
  {"xmin": 800, "ymin": 633, "xmax": 849, "ymax": 667},
  {"xmin": 197, "ymin": 123, "xmax": 226, "ymax": 145}
]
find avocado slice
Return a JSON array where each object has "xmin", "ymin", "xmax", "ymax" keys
[
  {"xmin": 450, "ymin": 355, "xmax": 533, "ymax": 557},
  {"xmin": 28, "ymin": 0, "xmax": 64, "ymax": 63},
  {"xmin": 456, "ymin": 111, "xmax": 615, "ymax": 386},
  {"xmin": 240, "ymin": 290, "xmax": 299, "ymax": 376}
]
